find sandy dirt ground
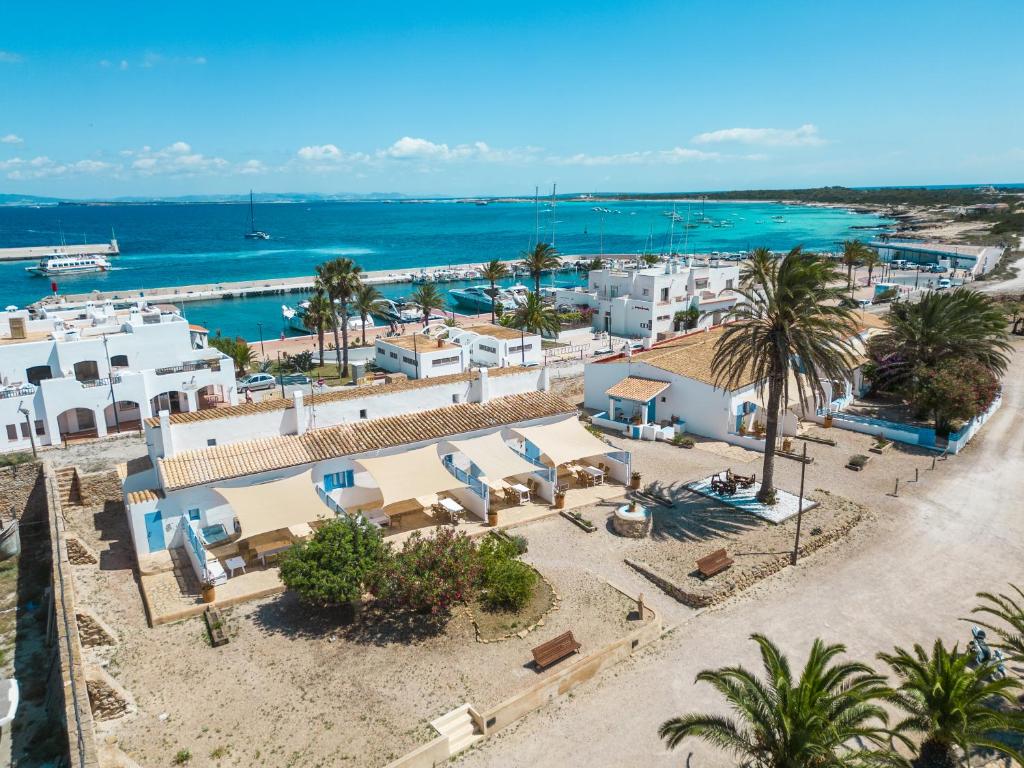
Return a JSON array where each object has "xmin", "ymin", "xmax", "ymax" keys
[
  {"xmin": 64, "ymin": 497, "xmax": 638, "ymax": 768},
  {"xmin": 457, "ymin": 341, "xmax": 1024, "ymax": 768}
]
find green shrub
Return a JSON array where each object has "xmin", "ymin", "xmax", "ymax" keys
[
  {"xmin": 372, "ymin": 527, "xmax": 480, "ymax": 615},
  {"xmin": 279, "ymin": 517, "xmax": 387, "ymax": 608},
  {"xmin": 0, "ymin": 452, "xmax": 34, "ymax": 467},
  {"xmin": 173, "ymin": 749, "xmax": 192, "ymax": 765},
  {"xmin": 508, "ymin": 533, "xmax": 528, "ymax": 555},
  {"xmin": 848, "ymin": 454, "xmax": 869, "ymax": 468},
  {"xmin": 481, "ymin": 558, "xmax": 537, "ymax": 611}
]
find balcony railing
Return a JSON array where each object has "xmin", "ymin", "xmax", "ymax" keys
[
  {"xmin": 80, "ymin": 375, "xmax": 122, "ymax": 388},
  {"xmin": 155, "ymin": 358, "xmax": 222, "ymax": 376},
  {"xmin": 0, "ymin": 385, "xmax": 35, "ymax": 399},
  {"xmin": 316, "ymin": 484, "xmax": 347, "ymax": 516},
  {"xmin": 442, "ymin": 456, "xmax": 488, "ymax": 500}
]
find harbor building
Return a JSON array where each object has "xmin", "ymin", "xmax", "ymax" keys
[
  {"xmin": 0, "ymin": 300, "xmax": 237, "ymax": 453},
  {"xmin": 868, "ymin": 240, "xmax": 1004, "ymax": 276},
  {"xmin": 553, "ymin": 257, "xmax": 741, "ymax": 340},
  {"xmin": 374, "ymin": 323, "xmax": 542, "ymax": 379}
]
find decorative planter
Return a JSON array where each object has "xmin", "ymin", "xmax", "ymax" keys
[
  {"xmin": 204, "ymin": 606, "xmax": 229, "ymax": 647},
  {"xmin": 846, "ymin": 454, "xmax": 871, "ymax": 471},
  {"xmin": 560, "ymin": 510, "xmax": 596, "ymax": 533},
  {"xmin": 554, "ymin": 493, "xmax": 566, "ymax": 510},
  {"xmin": 629, "ymin": 473, "xmax": 641, "ymax": 491},
  {"xmin": 823, "ymin": 415, "xmax": 834, "ymax": 428},
  {"xmin": 200, "ymin": 584, "xmax": 216, "ymax": 604},
  {"xmin": 868, "ymin": 440, "xmax": 892, "ymax": 455},
  {"xmin": 487, "ymin": 510, "xmax": 499, "ymax": 527}
]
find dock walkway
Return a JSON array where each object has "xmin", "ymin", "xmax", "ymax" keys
[{"xmin": 0, "ymin": 241, "xmax": 120, "ymax": 263}]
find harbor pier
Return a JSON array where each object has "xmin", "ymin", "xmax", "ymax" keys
[{"xmin": 0, "ymin": 240, "xmax": 120, "ymax": 262}]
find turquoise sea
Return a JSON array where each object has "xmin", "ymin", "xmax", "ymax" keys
[{"xmin": 0, "ymin": 200, "xmax": 889, "ymax": 340}]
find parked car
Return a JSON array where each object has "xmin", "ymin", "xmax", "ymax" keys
[
  {"xmin": 237, "ymin": 373, "xmax": 276, "ymax": 392},
  {"xmin": 928, "ymin": 264, "xmax": 948, "ymax": 273},
  {"xmin": 936, "ymin": 278, "xmax": 952, "ymax": 290}
]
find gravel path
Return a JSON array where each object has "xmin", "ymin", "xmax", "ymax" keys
[{"xmin": 459, "ymin": 342, "xmax": 1024, "ymax": 768}]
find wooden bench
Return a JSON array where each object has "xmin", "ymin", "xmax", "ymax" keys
[
  {"xmin": 531, "ymin": 630, "xmax": 581, "ymax": 670},
  {"xmin": 727, "ymin": 469, "xmax": 756, "ymax": 489},
  {"xmin": 696, "ymin": 548, "xmax": 734, "ymax": 579}
]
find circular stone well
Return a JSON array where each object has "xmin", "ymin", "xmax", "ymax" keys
[{"xmin": 612, "ymin": 503, "xmax": 651, "ymax": 538}]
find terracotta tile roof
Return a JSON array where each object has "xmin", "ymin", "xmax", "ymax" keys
[
  {"xmin": 624, "ymin": 327, "xmax": 754, "ymax": 389},
  {"xmin": 605, "ymin": 376, "xmax": 671, "ymax": 401},
  {"xmin": 377, "ymin": 334, "xmax": 459, "ymax": 352},
  {"xmin": 145, "ymin": 367, "xmax": 530, "ymax": 427},
  {"xmin": 127, "ymin": 488, "xmax": 163, "ymax": 505},
  {"xmin": 189, "ymin": 324, "xmax": 209, "ymax": 333},
  {"xmin": 158, "ymin": 390, "xmax": 575, "ymax": 491}
]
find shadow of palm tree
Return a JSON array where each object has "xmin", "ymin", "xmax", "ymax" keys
[
  {"xmin": 251, "ymin": 590, "xmax": 449, "ymax": 646},
  {"xmin": 644, "ymin": 482, "xmax": 762, "ymax": 543}
]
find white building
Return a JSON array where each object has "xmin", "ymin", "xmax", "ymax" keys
[
  {"xmin": 869, "ymin": 240, "xmax": 1004, "ymax": 276},
  {"xmin": 554, "ymin": 257, "xmax": 740, "ymax": 340},
  {"xmin": 122, "ymin": 388, "xmax": 630, "ymax": 587},
  {"xmin": 0, "ymin": 301, "xmax": 237, "ymax": 453},
  {"xmin": 584, "ymin": 316, "xmax": 887, "ymax": 449},
  {"xmin": 374, "ymin": 323, "xmax": 543, "ymax": 379}
]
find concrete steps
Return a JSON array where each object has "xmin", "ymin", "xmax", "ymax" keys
[
  {"xmin": 430, "ymin": 704, "xmax": 483, "ymax": 756},
  {"xmin": 55, "ymin": 467, "xmax": 83, "ymax": 507}
]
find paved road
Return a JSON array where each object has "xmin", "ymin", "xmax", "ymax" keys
[{"xmin": 459, "ymin": 345, "xmax": 1024, "ymax": 767}]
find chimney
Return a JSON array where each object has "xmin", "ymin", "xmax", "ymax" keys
[
  {"xmin": 159, "ymin": 409, "xmax": 174, "ymax": 457},
  {"xmin": 476, "ymin": 366, "xmax": 490, "ymax": 403},
  {"xmin": 437, "ymin": 337, "xmax": 444, "ymax": 348},
  {"xmin": 292, "ymin": 390, "xmax": 308, "ymax": 435},
  {"xmin": 540, "ymin": 365, "xmax": 550, "ymax": 392}
]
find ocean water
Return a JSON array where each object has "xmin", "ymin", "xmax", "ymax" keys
[{"xmin": 0, "ymin": 199, "xmax": 888, "ymax": 339}]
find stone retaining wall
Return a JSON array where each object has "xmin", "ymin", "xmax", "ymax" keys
[
  {"xmin": 44, "ymin": 461, "xmax": 102, "ymax": 768},
  {"xmin": 0, "ymin": 461, "xmax": 46, "ymax": 520},
  {"xmin": 627, "ymin": 512, "xmax": 863, "ymax": 608},
  {"xmin": 77, "ymin": 469, "xmax": 122, "ymax": 508}
]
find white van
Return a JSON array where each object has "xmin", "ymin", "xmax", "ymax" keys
[
  {"xmin": 889, "ymin": 259, "xmax": 910, "ymax": 270},
  {"xmin": 936, "ymin": 277, "xmax": 952, "ymax": 290}
]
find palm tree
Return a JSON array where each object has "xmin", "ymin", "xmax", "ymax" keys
[
  {"xmin": 659, "ymin": 634, "xmax": 893, "ymax": 767},
  {"xmin": 741, "ymin": 246, "xmax": 776, "ymax": 286},
  {"xmin": 879, "ymin": 640, "xmax": 1024, "ymax": 768},
  {"xmin": 713, "ymin": 247, "xmax": 857, "ymax": 503},
  {"xmin": 508, "ymin": 291, "xmax": 560, "ymax": 337},
  {"xmin": 867, "ymin": 289, "xmax": 1011, "ymax": 397},
  {"xmin": 480, "ymin": 258, "xmax": 510, "ymax": 324},
  {"xmin": 862, "ymin": 248, "xmax": 882, "ymax": 286},
  {"xmin": 841, "ymin": 240, "xmax": 867, "ymax": 291},
  {"xmin": 970, "ymin": 585, "xmax": 1024, "ymax": 662},
  {"xmin": 302, "ymin": 289, "xmax": 333, "ymax": 366},
  {"xmin": 352, "ymin": 282, "xmax": 385, "ymax": 346},
  {"xmin": 520, "ymin": 242, "xmax": 561, "ymax": 292},
  {"xmin": 585, "ymin": 256, "xmax": 604, "ymax": 272},
  {"xmin": 409, "ymin": 283, "xmax": 444, "ymax": 326},
  {"xmin": 315, "ymin": 258, "xmax": 363, "ymax": 377}
]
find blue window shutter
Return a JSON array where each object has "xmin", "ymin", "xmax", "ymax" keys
[
  {"xmin": 324, "ymin": 473, "xmax": 336, "ymax": 492},
  {"xmin": 188, "ymin": 508, "xmax": 200, "ymax": 521},
  {"xmin": 342, "ymin": 470, "xmax": 354, "ymax": 488}
]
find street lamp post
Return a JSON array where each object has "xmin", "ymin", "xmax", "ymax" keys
[
  {"xmin": 791, "ymin": 442, "xmax": 808, "ymax": 565},
  {"xmin": 257, "ymin": 322, "xmax": 266, "ymax": 358},
  {"xmin": 102, "ymin": 334, "xmax": 122, "ymax": 434},
  {"xmin": 17, "ymin": 405, "xmax": 36, "ymax": 459}
]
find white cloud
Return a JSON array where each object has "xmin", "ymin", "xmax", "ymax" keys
[
  {"xmin": 551, "ymin": 147, "xmax": 721, "ymax": 166},
  {"xmin": 119, "ymin": 59, "xmax": 129, "ymax": 71},
  {"xmin": 125, "ymin": 141, "xmax": 228, "ymax": 176},
  {"xmin": 692, "ymin": 124, "xmax": 825, "ymax": 147},
  {"xmin": 0, "ymin": 51, "xmax": 22, "ymax": 64},
  {"xmin": 0, "ymin": 156, "xmax": 116, "ymax": 180},
  {"xmin": 297, "ymin": 144, "xmax": 344, "ymax": 162},
  {"xmin": 141, "ymin": 52, "xmax": 163, "ymax": 69},
  {"xmin": 1, "ymin": 134, "xmax": 23, "ymax": 144},
  {"xmin": 237, "ymin": 159, "xmax": 267, "ymax": 175}
]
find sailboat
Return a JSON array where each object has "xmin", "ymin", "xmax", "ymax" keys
[{"xmin": 244, "ymin": 191, "xmax": 270, "ymax": 240}]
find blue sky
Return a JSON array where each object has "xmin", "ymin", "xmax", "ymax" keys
[{"xmin": 1, "ymin": 0, "xmax": 1022, "ymax": 197}]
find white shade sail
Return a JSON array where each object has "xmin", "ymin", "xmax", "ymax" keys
[
  {"xmin": 214, "ymin": 469, "xmax": 331, "ymax": 542},
  {"xmin": 442, "ymin": 431, "xmax": 539, "ymax": 481},
  {"xmin": 354, "ymin": 444, "xmax": 466, "ymax": 509},
  {"xmin": 510, "ymin": 416, "xmax": 613, "ymax": 467}
]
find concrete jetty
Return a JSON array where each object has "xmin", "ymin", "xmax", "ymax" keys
[{"xmin": 0, "ymin": 239, "xmax": 120, "ymax": 262}]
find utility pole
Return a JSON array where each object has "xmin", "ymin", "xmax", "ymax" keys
[
  {"xmin": 520, "ymin": 326, "xmax": 526, "ymax": 366},
  {"xmin": 791, "ymin": 442, "xmax": 808, "ymax": 565},
  {"xmin": 257, "ymin": 322, "xmax": 266, "ymax": 358},
  {"xmin": 277, "ymin": 351, "xmax": 286, "ymax": 398},
  {"xmin": 102, "ymin": 334, "xmax": 122, "ymax": 434},
  {"xmin": 550, "ymin": 183, "xmax": 557, "ymax": 247}
]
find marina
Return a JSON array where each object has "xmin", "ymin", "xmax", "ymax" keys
[{"xmin": 0, "ymin": 239, "xmax": 119, "ymax": 263}]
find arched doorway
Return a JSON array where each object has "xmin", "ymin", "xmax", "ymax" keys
[
  {"xmin": 150, "ymin": 391, "xmax": 189, "ymax": 415},
  {"xmin": 56, "ymin": 407, "xmax": 97, "ymax": 441},
  {"xmin": 104, "ymin": 400, "xmax": 141, "ymax": 432}
]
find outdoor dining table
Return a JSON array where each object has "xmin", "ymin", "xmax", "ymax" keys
[
  {"xmin": 582, "ymin": 466, "xmax": 605, "ymax": 484},
  {"xmin": 438, "ymin": 497, "xmax": 464, "ymax": 514},
  {"xmin": 510, "ymin": 483, "xmax": 531, "ymax": 503}
]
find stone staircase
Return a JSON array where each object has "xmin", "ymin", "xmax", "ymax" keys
[
  {"xmin": 430, "ymin": 704, "xmax": 483, "ymax": 757},
  {"xmin": 55, "ymin": 466, "xmax": 83, "ymax": 507}
]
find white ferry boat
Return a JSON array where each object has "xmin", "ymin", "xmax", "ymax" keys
[{"xmin": 25, "ymin": 253, "xmax": 112, "ymax": 276}]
